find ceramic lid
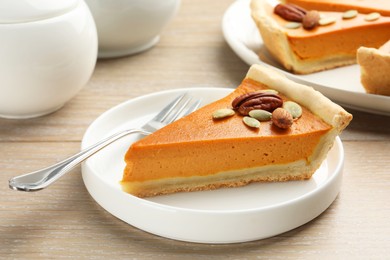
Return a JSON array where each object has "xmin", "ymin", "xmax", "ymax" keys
[{"xmin": 0, "ymin": 0, "xmax": 80, "ymax": 24}]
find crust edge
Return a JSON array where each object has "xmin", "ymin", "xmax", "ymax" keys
[{"xmin": 357, "ymin": 43, "xmax": 390, "ymax": 96}]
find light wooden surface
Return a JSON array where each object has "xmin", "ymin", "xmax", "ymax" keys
[{"xmin": 1, "ymin": 0, "xmax": 389, "ymax": 259}]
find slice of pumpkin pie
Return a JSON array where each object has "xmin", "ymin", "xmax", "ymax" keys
[
  {"xmin": 121, "ymin": 64, "xmax": 352, "ymax": 197},
  {"xmin": 250, "ymin": 0, "xmax": 390, "ymax": 74}
]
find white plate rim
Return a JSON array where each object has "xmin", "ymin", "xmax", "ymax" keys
[
  {"xmin": 222, "ymin": 0, "xmax": 390, "ymax": 116},
  {"xmin": 81, "ymin": 87, "xmax": 345, "ymax": 243}
]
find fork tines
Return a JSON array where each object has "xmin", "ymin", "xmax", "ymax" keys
[{"xmin": 161, "ymin": 93, "xmax": 202, "ymax": 125}]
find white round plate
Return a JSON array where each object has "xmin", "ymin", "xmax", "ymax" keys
[
  {"xmin": 81, "ymin": 87, "xmax": 344, "ymax": 244},
  {"xmin": 222, "ymin": 0, "xmax": 390, "ymax": 116}
]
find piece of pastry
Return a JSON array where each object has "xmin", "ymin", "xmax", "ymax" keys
[
  {"xmin": 250, "ymin": 0, "xmax": 390, "ymax": 74},
  {"xmin": 357, "ymin": 40, "xmax": 390, "ymax": 96},
  {"xmin": 121, "ymin": 64, "xmax": 352, "ymax": 198},
  {"xmin": 282, "ymin": 0, "xmax": 390, "ymax": 16}
]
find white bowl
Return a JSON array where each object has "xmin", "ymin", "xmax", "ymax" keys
[
  {"xmin": 0, "ymin": 0, "xmax": 97, "ymax": 119},
  {"xmin": 84, "ymin": 0, "xmax": 180, "ymax": 58}
]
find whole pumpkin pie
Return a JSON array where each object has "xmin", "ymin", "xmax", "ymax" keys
[
  {"xmin": 251, "ymin": 0, "xmax": 390, "ymax": 74},
  {"xmin": 283, "ymin": 0, "xmax": 390, "ymax": 16},
  {"xmin": 121, "ymin": 64, "xmax": 352, "ymax": 198}
]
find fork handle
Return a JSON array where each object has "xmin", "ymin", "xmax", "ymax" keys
[{"xmin": 9, "ymin": 128, "xmax": 149, "ymax": 192}]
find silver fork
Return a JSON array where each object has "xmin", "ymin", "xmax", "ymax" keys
[{"xmin": 9, "ymin": 93, "xmax": 201, "ymax": 192}]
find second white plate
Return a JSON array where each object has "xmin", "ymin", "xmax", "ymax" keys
[
  {"xmin": 81, "ymin": 88, "xmax": 345, "ymax": 244},
  {"xmin": 222, "ymin": 0, "xmax": 390, "ymax": 116}
]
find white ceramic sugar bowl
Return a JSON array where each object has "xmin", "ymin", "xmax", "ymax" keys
[
  {"xmin": 84, "ymin": 0, "xmax": 180, "ymax": 58},
  {"xmin": 0, "ymin": 0, "xmax": 97, "ymax": 119}
]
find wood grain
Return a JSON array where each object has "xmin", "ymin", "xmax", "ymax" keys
[{"xmin": 0, "ymin": 0, "xmax": 389, "ymax": 258}]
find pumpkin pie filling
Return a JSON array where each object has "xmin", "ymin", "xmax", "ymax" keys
[{"xmin": 121, "ymin": 65, "xmax": 352, "ymax": 197}]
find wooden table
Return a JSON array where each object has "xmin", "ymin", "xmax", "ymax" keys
[{"xmin": 1, "ymin": 0, "xmax": 389, "ymax": 258}]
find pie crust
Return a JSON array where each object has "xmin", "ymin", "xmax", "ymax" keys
[{"xmin": 357, "ymin": 40, "xmax": 390, "ymax": 96}]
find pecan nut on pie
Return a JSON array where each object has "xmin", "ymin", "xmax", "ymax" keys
[
  {"xmin": 250, "ymin": 0, "xmax": 390, "ymax": 74},
  {"xmin": 121, "ymin": 64, "xmax": 352, "ymax": 198}
]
